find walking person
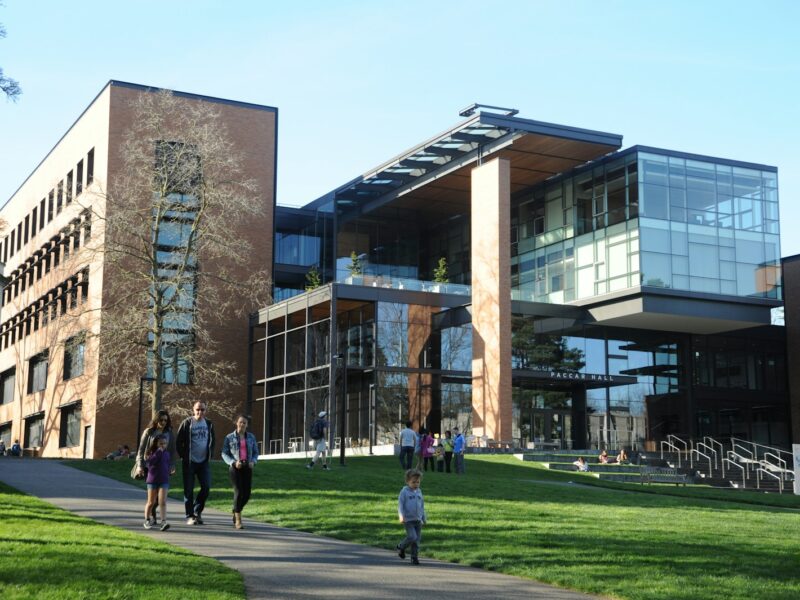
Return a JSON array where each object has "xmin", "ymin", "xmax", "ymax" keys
[
  {"xmin": 398, "ymin": 420, "xmax": 417, "ymax": 470},
  {"xmin": 135, "ymin": 410, "xmax": 176, "ymax": 522},
  {"xmin": 442, "ymin": 430, "xmax": 454, "ymax": 473},
  {"xmin": 176, "ymin": 402, "xmax": 216, "ymax": 525},
  {"xmin": 221, "ymin": 415, "xmax": 259, "ymax": 530},
  {"xmin": 453, "ymin": 427, "xmax": 466, "ymax": 475},
  {"xmin": 306, "ymin": 411, "xmax": 330, "ymax": 470},
  {"xmin": 143, "ymin": 435, "xmax": 171, "ymax": 531},
  {"xmin": 395, "ymin": 468, "xmax": 426, "ymax": 565}
]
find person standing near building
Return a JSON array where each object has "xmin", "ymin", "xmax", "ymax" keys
[
  {"xmin": 306, "ymin": 411, "xmax": 330, "ymax": 470},
  {"xmin": 398, "ymin": 421, "xmax": 417, "ymax": 470},
  {"xmin": 176, "ymin": 402, "xmax": 216, "ymax": 525},
  {"xmin": 453, "ymin": 427, "xmax": 466, "ymax": 475},
  {"xmin": 221, "ymin": 415, "xmax": 259, "ymax": 529},
  {"xmin": 442, "ymin": 430, "xmax": 454, "ymax": 473}
]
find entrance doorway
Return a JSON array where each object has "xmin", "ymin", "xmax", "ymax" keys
[{"xmin": 531, "ymin": 409, "xmax": 572, "ymax": 449}]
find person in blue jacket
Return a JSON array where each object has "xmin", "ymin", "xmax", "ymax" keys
[
  {"xmin": 395, "ymin": 468, "xmax": 426, "ymax": 565},
  {"xmin": 453, "ymin": 427, "xmax": 466, "ymax": 474},
  {"xmin": 221, "ymin": 414, "xmax": 259, "ymax": 529}
]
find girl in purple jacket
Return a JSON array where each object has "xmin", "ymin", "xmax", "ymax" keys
[{"xmin": 144, "ymin": 435, "xmax": 171, "ymax": 531}]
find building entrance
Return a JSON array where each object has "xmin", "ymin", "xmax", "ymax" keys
[{"xmin": 530, "ymin": 409, "xmax": 572, "ymax": 449}]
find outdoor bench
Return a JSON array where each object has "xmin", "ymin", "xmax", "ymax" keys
[{"xmin": 640, "ymin": 466, "xmax": 688, "ymax": 486}]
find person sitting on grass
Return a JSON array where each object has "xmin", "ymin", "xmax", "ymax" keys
[
  {"xmin": 573, "ymin": 456, "xmax": 589, "ymax": 472},
  {"xmin": 616, "ymin": 448, "xmax": 629, "ymax": 464},
  {"xmin": 598, "ymin": 449, "xmax": 610, "ymax": 463}
]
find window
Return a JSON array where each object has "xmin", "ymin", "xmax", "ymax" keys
[
  {"xmin": 0, "ymin": 368, "xmax": 14, "ymax": 405},
  {"xmin": 48, "ymin": 190, "xmax": 54, "ymax": 222},
  {"xmin": 31, "ymin": 207, "xmax": 38, "ymax": 236},
  {"xmin": 16, "ymin": 222, "xmax": 21, "ymax": 251},
  {"xmin": 0, "ymin": 421, "xmax": 11, "ymax": 447},
  {"xmin": 24, "ymin": 413, "xmax": 44, "ymax": 448},
  {"xmin": 66, "ymin": 170, "xmax": 73, "ymax": 203},
  {"xmin": 64, "ymin": 334, "xmax": 85, "ymax": 380},
  {"xmin": 39, "ymin": 198, "xmax": 46, "ymax": 229},
  {"xmin": 76, "ymin": 160, "xmax": 83, "ymax": 195},
  {"xmin": 57, "ymin": 181, "xmax": 64, "ymax": 214},
  {"xmin": 27, "ymin": 351, "xmax": 48, "ymax": 394},
  {"xmin": 24, "ymin": 215, "xmax": 29, "ymax": 244},
  {"xmin": 59, "ymin": 403, "xmax": 81, "ymax": 448},
  {"xmin": 9, "ymin": 230, "xmax": 14, "ymax": 257},
  {"xmin": 87, "ymin": 148, "xmax": 94, "ymax": 185}
]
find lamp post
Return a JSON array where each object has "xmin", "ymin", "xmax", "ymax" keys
[
  {"xmin": 136, "ymin": 376, "xmax": 157, "ymax": 449},
  {"xmin": 338, "ymin": 354, "xmax": 347, "ymax": 466},
  {"xmin": 369, "ymin": 383, "xmax": 376, "ymax": 456}
]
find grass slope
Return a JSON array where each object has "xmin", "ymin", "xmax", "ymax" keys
[
  {"xmin": 0, "ymin": 481, "xmax": 243, "ymax": 600},
  {"xmin": 73, "ymin": 455, "xmax": 800, "ymax": 600}
]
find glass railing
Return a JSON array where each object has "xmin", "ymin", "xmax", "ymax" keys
[{"xmin": 338, "ymin": 275, "xmax": 471, "ymax": 296}]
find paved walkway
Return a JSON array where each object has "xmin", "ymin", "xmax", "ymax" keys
[{"xmin": 0, "ymin": 460, "xmax": 604, "ymax": 600}]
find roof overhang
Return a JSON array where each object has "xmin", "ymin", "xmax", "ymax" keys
[{"xmin": 315, "ymin": 111, "xmax": 622, "ymax": 219}]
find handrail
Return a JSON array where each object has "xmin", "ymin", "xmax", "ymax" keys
[
  {"xmin": 660, "ymin": 440, "xmax": 682, "ymax": 467},
  {"xmin": 690, "ymin": 448, "xmax": 712, "ymax": 478},
  {"xmin": 703, "ymin": 436, "xmax": 725, "ymax": 471},
  {"xmin": 763, "ymin": 452, "xmax": 788, "ymax": 475},
  {"xmin": 731, "ymin": 436, "xmax": 792, "ymax": 462},
  {"xmin": 732, "ymin": 443, "xmax": 754, "ymax": 461},
  {"xmin": 756, "ymin": 467, "xmax": 783, "ymax": 493},
  {"xmin": 695, "ymin": 442, "xmax": 718, "ymax": 471},
  {"xmin": 722, "ymin": 457, "xmax": 745, "ymax": 489},
  {"xmin": 667, "ymin": 434, "xmax": 688, "ymax": 453}
]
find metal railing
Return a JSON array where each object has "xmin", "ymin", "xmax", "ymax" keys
[
  {"xmin": 722, "ymin": 457, "xmax": 746, "ymax": 489},
  {"xmin": 756, "ymin": 467, "xmax": 784, "ymax": 493},
  {"xmin": 695, "ymin": 442, "xmax": 719, "ymax": 471},
  {"xmin": 762, "ymin": 452, "xmax": 791, "ymax": 478},
  {"xmin": 730, "ymin": 437, "xmax": 793, "ymax": 464},
  {"xmin": 703, "ymin": 437, "xmax": 725, "ymax": 470},
  {"xmin": 660, "ymin": 440, "xmax": 682, "ymax": 467},
  {"xmin": 690, "ymin": 448, "xmax": 713, "ymax": 478}
]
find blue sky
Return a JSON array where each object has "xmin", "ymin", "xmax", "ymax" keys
[{"xmin": 2, "ymin": 1, "xmax": 799, "ymax": 254}]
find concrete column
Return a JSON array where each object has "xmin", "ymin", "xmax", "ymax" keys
[{"xmin": 470, "ymin": 158, "xmax": 513, "ymax": 442}]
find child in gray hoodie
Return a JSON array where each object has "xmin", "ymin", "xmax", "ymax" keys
[{"xmin": 396, "ymin": 468, "xmax": 426, "ymax": 565}]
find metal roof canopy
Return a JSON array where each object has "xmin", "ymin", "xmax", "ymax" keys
[{"xmin": 314, "ymin": 110, "xmax": 623, "ymax": 219}]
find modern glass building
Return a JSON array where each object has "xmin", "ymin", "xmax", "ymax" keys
[{"xmin": 250, "ymin": 105, "xmax": 787, "ymax": 456}]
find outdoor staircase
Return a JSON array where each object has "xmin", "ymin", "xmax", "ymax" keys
[
  {"xmin": 516, "ymin": 451, "xmax": 643, "ymax": 484},
  {"xmin": 516, "ymin": 435, "xmax": 796, "ymax": 493},
  {"xmin": 648, "ymin": 435, "xmax": 794, "ymax": 493}
]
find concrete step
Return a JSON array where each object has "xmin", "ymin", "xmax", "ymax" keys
[{"xmin": 545, "ymin": 462, "xmax": 642, "ymax": 473}]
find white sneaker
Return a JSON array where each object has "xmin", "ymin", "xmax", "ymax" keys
[
  {"xmin": 186, "ymin": 516, "xmax": 197, "ymax": 525},
  {"xmin": 143, "ymin": 519, "xmax": 153, "ymax": 530},
  {"xmin": 160, "ymin": 521, "xmax": 170, "ymax": 531}
]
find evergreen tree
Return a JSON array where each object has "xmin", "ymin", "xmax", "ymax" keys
[
  {"xmin": 305, "ymin": 265, "xmax": 322, "ymax": 291},
  {"xmin": 433, "ymin": 256, "xmax": 449, "ymax": 283}
]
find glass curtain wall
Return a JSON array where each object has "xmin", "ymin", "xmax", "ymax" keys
[
  {"xmin": 511, "ymin": 149, "xmax": 781, "ymax": 304},
  {"xmin": 638, "ymin": 152, "xmax": 781, "ymax": 299},
  {"xmin": 254, "ymin": 296, "xmax": 473, "ymax": 454}
]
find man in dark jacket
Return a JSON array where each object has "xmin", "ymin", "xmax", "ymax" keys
[{"xmin": 176, "ymin": 402, "xmax": 216, "ymax": 525}]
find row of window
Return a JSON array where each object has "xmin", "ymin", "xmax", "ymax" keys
[
  {"xmin": 0, "ymin": 402, "xmax": 81, "ymax": 449},
  {"xmin": 0, "ymin": 333, "xmax": 85, "ymax": 405},
  {"xmin": 2, "ymin": 148, "xmax": 94, "ymax": 265},
  {"xmin": 0, "ymin": 269, "xmax": 90, "ymax": 351},
  {"xmin": 2, "ymin": 210, "xmax": 92, "ymax": 305}
]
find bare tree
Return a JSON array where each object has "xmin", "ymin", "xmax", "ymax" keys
[
  {"xmin": 0, "ymin": 6, "xmax": 22, "ymax": 102},
  {"xmin": 88, "ymin": 90, "xmax": 270, "ymax": 419}
]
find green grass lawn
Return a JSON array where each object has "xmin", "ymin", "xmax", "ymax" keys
[
  {"xmin": 72, "ymin": 455, "xmax": 800, "ymax": 600},
  {"xmin": 0, "ymin": 481, "xmax": 244, "ymax": 600}
]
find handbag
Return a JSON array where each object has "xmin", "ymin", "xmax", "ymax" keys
[{"xmin": 130, "ymin": 462, "xmax": 146, "ymax": 480}]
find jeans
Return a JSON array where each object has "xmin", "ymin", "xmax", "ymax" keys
[
  {"xmin": 455, "ymin": 452, "xmax": 465, "ymax": 474},
  {"xmin": 399, "ymin": 446, "xmax": 414, "ymax": 470},
  {"xmin": 229, "ymin": 464, "xmax": 253, "ymax": 513},
  {"xmin": 444, "ymin": 451, "xmax": 453, "ymax": 473},
  {"xmin": 398, "ymin": 520, "xmax": 423, "ymax": 558},
  {"xmin": 183, "ymin": 460, "xmax": 211, "ymax": 518}
]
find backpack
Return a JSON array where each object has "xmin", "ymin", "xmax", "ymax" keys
[{"xmin": 309, "ymin": 419, "xmax": 325, "ymax": 440}]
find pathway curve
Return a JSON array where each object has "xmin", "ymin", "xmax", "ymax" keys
[{"xmin": 0, "ymin": 459, "xmax": 606, "ymax": 600}]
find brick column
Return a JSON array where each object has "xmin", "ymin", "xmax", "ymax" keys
[{"xmin": 470, "ymin": 158, "xmax": 513, "ymax": 442}]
